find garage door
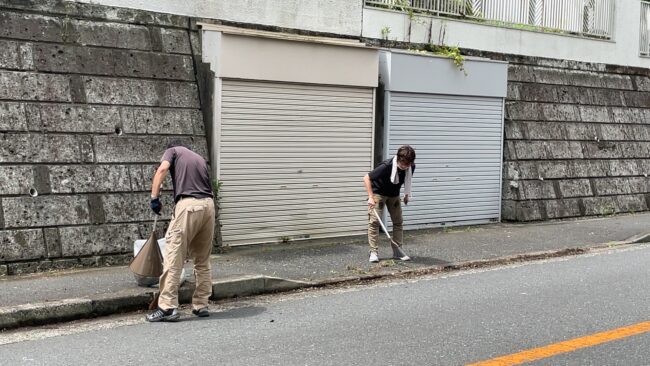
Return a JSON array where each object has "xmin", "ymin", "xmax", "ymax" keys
[
  {"xmin": 218, "ymin": 79, "xmax": 375, "ymax": 245},
  {"xmin": 387, "ymin": 92, "xmax": 504, "ymax": 228}
]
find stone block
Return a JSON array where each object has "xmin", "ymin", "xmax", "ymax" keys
[
  {"xmin": 616, "ymin": 195, "xmax": 648, "ymax": 213},
  {"xmin": 558, "ymin": 179, "xmax": 592, "ymax": 198},
  {"xmin": 544, "ymin": 199, "xmax": 581, "ymax": 219},
  {"xmin": 598, "ymin": 124, "xmax": 627, "ymax": 141},
  {"xmin": 101, "ymin": 193, "xmax": 174, "ymax": 223},
  {"xmin": 49, "ymin": 165, "xmax": 132, "ymax": 193},
  {"xmin": 92, "ymin": 136, "xmax": 168, "ymax": 163},
  {"xmin": 622, "ymin": 91, "xmax": 650, "ymax": 108},
  {"xmin": 634, "ymin": 76, "xmax": 650, "ymax": 92},
  {"xmin": 29, "ymin": 104, "xmax": 122, "ymax": 133},
  {"xmin": 503, "ymin": 141, "xmax": 516, "ymax": 160},
  {"xmin": 59, "ymin": 223, "xmax": 142, "ymax": 257},
  {"xmin": 505, "ymin": 102, "xmax": 542, "ymax": 121},
  {"xmin": 610, "ymin": 107, "xmax": 641, "ymax": 124},
  {"xmin": 568, "ymin": 160, "xmax": 608, "ymax": 178},
  {"xmin": 0, "ymin": 40, "xmax": 33, "ymax": 70},
  {"xmin": 618, "ymin": 142, "xmax": 649, "ymax": 159},
  {"xmin": 2, "ymin": 196, "xmax": 90, "ymax": 228},
  {"xmin": 190, "ymin": 31, "xmax": 201, "ymax": 56},
  {"xmin": 593, "ymin": 89, "xmax": 626, "ymax": 106},
  {"xmin": 506, "ymin": 84, "xmax": 520, "ymax": 100},
  {"xmin": 0, "ymin": 11, "xmax": 64, "ymax": 43},
  {"xmin": 582, "ymin": 196, "xmax": 617, "ymax": 216},
  {"xmin": 503, "ymin": 162, "xmax": 521, "ymax": 180},
  {"xmin": 127, "ymin": 108, "xmax": 199, "ymax": 135},
  {"xmin": 581, "ymin": 141, "xmax": 619, "ymax": 159},
  {"xmin": 0, "ymin": 133, "xmax": 92, "ymax": 163},
  {"xmin": 43, "ymin": 227, "xmax": 62, "ymax": 258},
  {"xmin": 525, "ymin": 122, "xmax": 566, "ymax": 140},
  {"xmin": 0, "ymin": 229, "xmax": 45, "ymax": 262},
  {"xmin": 0, "ymin": 166, "xmax": 33, "ymax": 195},
  {"xmin": 540, "ymin": 104, "xmax": 580, "ymax": 122},
  {"xmin": 93, "ymin": 135, "xmax": 208, "ymax": 163},
  {"xmin": 513, "ymin": 141, "xmax": 549, "ymax": 160},
  {"xmin": 83, "ymin": 77, "xmax": 199, "ymax": 108},
  {"xmin": 564, "ymin": 123, "xmax": 598, "ymax": 140},
  {"xmin": 593, "ymin": 178, "xmax": 631, "ymax": 195},
  {"xmin": 555, "ymin": 86, "xmax": 589, "ymax": 104},
  {"xmin": 515, "ymin": 83, "xmax": 557, "ymax": 103},
  {"xmin": 0, "ymin": 71, "xmax": 71, "ymax": 102},
  {"xmin": 161, "ymin": 28, "xmax": 192, "ymax": 54},
  {"xmin": 578, "ymin": 106, "xmax": 610, "ymax": 123},
  {"xmin": 501, "ymin": 200, "xmax": 517, "ymax": 221},
  {"xmin": 547, "ymin": 141, "xmax": 584, "ymax": 160},
  {"xmin": 516, "ymin": 200, "xmax": 544, "ymax": 221},
  {"xmin": 513, "ymin": 161, "xmax": 540, "ymax": 179},
  {"xmin": 73, "ymin": 20, "xmax": 151, "ymax": 50},
  {"xmin": 520, "ymin": 180, "xmax": 556, "ymax": 200},
  {"xmin": 0, "ymin": 102, "xmax": 29, "ymax": 132},
  {"xmin": 33, "ymin": 43, "xmax": 194, "ymax": 81},
  {"xmin": 607, "ymin": 160, "xmax": 641, "ymax": 177},
  {"xmin": 502, "ymin": 181, "xmax": 520, "ymax": 200},
  {"xmin": 537, "ymin": 161, "xmax": 570, "ymax": 179},
  {"xmin": 1, "ymin": 1, "xmax": 189, "ymax": 28}
]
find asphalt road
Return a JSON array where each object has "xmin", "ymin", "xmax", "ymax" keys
[{"xmin": 1, "ymin": 245, "xmax": 649, "ymax": 365}]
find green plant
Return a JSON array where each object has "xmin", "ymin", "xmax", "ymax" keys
[
  {"xmin": 599, "ymin": 203, "xmax": 616, "ymax": 216},
  {"xmin": 212, "ymin": 178, "xmax": 223, "ymax": 199},
  {"xmin": 279, "ymin": 236, "xmax": 291, "ymax": 244},
  {"xmin": 381, "ymin": 26, "xmax": 392, "ymax": 40},
  {"xmin": 422, "ymin": 43, "xmax": 467, "ymax": 76}
]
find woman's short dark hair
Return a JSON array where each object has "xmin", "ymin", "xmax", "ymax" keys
[{"xmin": 396, "ymin": 145, "xmax": 416, "ymax": 164}]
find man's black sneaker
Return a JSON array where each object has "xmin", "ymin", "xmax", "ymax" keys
[
  {"xmin": 146, "ymin": 307, "xmax": 180, "ymax": 322},
  {"xmin": 192, "ymin": 307, "xmax": 210, "ymax": 318}
]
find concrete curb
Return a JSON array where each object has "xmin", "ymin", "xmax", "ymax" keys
[
  {"xmin": 1, "ymin": 238, "xmax": 648, "ymax": 331},
  {"xmin": 0, "ymin": 276, "xmax": 311, "ymax": 331}
]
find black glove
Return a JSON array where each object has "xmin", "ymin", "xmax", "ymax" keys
[{"xmin": 150, "ymin": 197, "xmax": 162, "ymax": 215}]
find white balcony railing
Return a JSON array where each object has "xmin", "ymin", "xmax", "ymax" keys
[
  {"xmin": 366, "ymin": 0, "xmax": 615, "ymax": 39},
  {"xmin": 642, "ymin": 1, "xmax": 650, "ymax": 56}
]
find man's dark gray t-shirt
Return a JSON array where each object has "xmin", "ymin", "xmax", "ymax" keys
[{"xmin": 161, "ymin": 146, "xmax": 213, "ymax": 203}]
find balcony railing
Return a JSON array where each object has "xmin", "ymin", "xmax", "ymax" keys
[
  {"xmin": 642, "ymin": 1, "xmax": 650, "ymax": 56},
  {"xmin": 366, "ymin": 0, "xmax": 614, "ymax": 39}
]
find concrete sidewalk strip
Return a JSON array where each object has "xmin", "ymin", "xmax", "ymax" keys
[{"xmin": 1, "ymin": 213, "xmax": 649, "ymax": 331}]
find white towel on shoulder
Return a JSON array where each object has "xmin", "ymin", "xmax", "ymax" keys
[{"xmin": 390, "ymin": 156, "xmax": 412, "ymax": 196}]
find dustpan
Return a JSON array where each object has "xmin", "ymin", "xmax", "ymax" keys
[{"xmin": 129, "ymin": 216, "xmax": 164, "ymax": 287}]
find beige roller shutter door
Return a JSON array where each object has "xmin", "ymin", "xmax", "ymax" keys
[{"xmin": 219, "ymin": 79, "xmax": 374, "ymax": 245}]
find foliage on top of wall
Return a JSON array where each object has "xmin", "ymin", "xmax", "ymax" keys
[{"xmin": 408, "ymin": 44, "xmax": 467, "ymax": 76}]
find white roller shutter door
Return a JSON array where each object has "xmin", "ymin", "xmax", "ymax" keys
[
  {"xmin": 388, "ymin": 92, "xmax": 504, "ymax": 228},
  {"xmin": 219, "ymin": 80, "xmax": 374, "ymax": 245}
]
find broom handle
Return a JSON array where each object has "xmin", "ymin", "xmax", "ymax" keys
[
  {"xmin": 373, "ymin": 208, "xmax": 398, "ymax": 246},
  {"xmin": 152, "ymin": 215, "xmax": 158, "ymax": 232}
]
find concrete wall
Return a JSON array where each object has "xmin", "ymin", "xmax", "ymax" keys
[
  {"xmin": 0, "ymin": 1, "xmax": 209, "ymax": 274},
  {"xmin": 73, "ymin": 0, "xmax": 363, "ymax": 37},
  {"xmin": 363, "ymin": 2, "xmax": 650, "ymax": 69}
]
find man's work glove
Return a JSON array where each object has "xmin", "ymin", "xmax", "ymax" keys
[{"xmin": 150, "ymin": 197, "xmax": 162, "ymax": 215}]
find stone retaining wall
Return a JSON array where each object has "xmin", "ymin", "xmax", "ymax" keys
[
  {"xmin": 0, "ymin": 0, "xmax": 209, "ymax": 274},
  {"xmin": 487, "ymin": 53, "xmax": 650, "ymax": 221}
]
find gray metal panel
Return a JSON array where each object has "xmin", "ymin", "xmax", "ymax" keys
[
  {"xmin": 379, "ymin": 51, "xmax": 508, "ymax": 98},
  {"xmin": 387, "ymin": 91, "xmax": 504, "ymax": 229},
  {"xmin": 219, "ymin": 79, "xmax": 374, "ymax": 245}
]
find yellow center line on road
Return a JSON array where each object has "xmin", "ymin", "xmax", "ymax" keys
[{"xmin": 467, "ymin": 320, "xmax": 650, "ymax": 366}]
